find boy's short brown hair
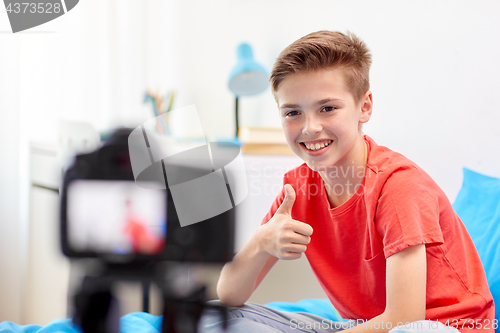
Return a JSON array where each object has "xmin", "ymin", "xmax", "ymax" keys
[{"xmin": 270, "ymin": 31, "xmax": 371, "ymax": 103}]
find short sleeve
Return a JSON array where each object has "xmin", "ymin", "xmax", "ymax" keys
[{"xmin": 375, "ymin": 166, "xmax": 444, "ymax": 258}]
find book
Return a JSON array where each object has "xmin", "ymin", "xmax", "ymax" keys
[
  {"xmin": 241, "ymin": 143, "xmax": 293, "ymax": 155},
  {"xmin": 238, "ymin": 126, "xmax": 287, "ymax": 144},
  {"xmin": 238, "ymin": 126, "xmax": 293, "ymax": 155}
]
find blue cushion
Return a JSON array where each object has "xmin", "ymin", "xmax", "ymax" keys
[
  {"xmin": 453, "ymin": 167, "xmax": 500, "ymax": 327},
  {"xmin": 0, "ymin": 312, "xmax": 162, "ymax": 333},
  {"xmin": 265, "ymin": 298, "xmax": 345, "ymax": 322}
]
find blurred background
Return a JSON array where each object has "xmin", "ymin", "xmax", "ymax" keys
[{"xmin": 1, "ymin": 0, "xmax": 499, "ymax": 325}]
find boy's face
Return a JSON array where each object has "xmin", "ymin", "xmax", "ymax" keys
[{"xmin": 276, "ymin": 68, "xmax": 372, "ymax": 171}]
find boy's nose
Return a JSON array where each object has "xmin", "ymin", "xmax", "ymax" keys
[{"xmin": 302, "ymin": 115, "xmax": 323, "ymax": 136}]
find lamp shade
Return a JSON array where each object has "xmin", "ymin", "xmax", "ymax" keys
[{"xmin": 228, "ymin": 43, "xmax": 269, "ymax": 96}]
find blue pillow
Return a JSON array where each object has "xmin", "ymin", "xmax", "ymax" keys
[{"xmin": 453, "ymin": 167, "xmax": 500, "ymax": 327}]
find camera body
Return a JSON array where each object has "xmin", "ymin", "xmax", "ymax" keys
[{"xmin": 60, "ymin": 128, "xmax": 235, "ymax": 266}]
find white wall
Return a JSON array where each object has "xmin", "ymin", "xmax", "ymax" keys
[
  {"xmin": 169, "ymin": 0, "xmax": 500, "ymax": 199},
  {"xmin": 0, "ymin": 35, "xmax": 22, "ymax": 323},
  {"xmin": 0, "ymin": 0, "xmax": 169, "ymax": 323},
  {"xmin": 1, "ymin": 0, "xmax": 500, "ymax": 323}
]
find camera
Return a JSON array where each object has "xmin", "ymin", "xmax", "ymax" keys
[
  {"xmin": 60, "ymin": 128, "xmax": 236, "ymax": 332},
  {"xmin": 60, "ymin": 128, "xmax": 235, "ymax": 265}
]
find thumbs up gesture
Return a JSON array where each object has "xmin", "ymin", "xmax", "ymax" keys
[{"xmin": 257, "ymin": 184, "xmax": 314, "ymax": 260}]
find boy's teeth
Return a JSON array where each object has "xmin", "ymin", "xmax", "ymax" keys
[{"xmin": 304, "ymin": 140, "xmax": 331, "ymax": 151}]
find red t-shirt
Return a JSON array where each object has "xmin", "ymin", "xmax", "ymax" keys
[{"xmin": 261, "ymin": 135, "xmax": 495, "ymax": 332}]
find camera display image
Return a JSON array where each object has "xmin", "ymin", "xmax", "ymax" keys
[{"xmin": 67, "ymin": 180, "xmax": 167, "ymax": 255}]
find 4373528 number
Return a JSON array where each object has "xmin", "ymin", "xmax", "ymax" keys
[
  {"xmin": 444, "ymin": 318, "xmax": 498, "ymax": 330},
  {"xmin": 6, "ymin": 2, "xmax": 62, "ymax": 14}
]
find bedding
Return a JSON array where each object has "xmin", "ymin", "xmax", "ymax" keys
[
  {"xmin": 0, "ymin": 300, "xmax": 341, "ymax": 333},
  {"xmin": 0, "ymin": 312, "xmax": 162, "ymax": 333}
]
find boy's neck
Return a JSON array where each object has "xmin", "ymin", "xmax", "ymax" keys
[{"xmin": 319, "ymin": 137, "xmax": 367, "ymax": 209}]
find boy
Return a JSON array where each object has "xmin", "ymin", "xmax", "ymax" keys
[{"xmin": 207, "ymin": 31, "xmax": 495, "ymax": 333}]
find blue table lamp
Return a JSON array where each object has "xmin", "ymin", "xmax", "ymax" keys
[{"xmin": 228, "ymin": 43, "xmax": 269, "ymax": 138}]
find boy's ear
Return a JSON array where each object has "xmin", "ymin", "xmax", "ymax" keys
[{"xmin": 359, "ymin": 91, "xmax": 373, "ymax": 124}]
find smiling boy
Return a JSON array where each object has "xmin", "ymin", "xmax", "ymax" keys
[{"xmin": 211, "ymin": 31, "xmax": 495, "ymax": 333}]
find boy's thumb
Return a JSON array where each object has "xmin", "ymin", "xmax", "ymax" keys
[{"xmin": 277, "ymin": 184, "xmax": 296, "ymax": 215}]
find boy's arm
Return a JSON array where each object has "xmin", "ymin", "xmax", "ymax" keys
[
  {"xmin": 217, "ymin": 184, "xmax": 313, "ymax": 307},
  {"xmin": 384, "ymin": 243, "xmax": 427, "ymax": 322},
  {"xmin": 216, "ymin": 235, "xmax": 279, "ymax": 307},
  {"xmin": 343, "ymin": 244, "xmax": 427, "ymax": 333}
]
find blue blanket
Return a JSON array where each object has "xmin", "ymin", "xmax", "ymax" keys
[
  {"xmin": 0, "ymin": 312, "xmax": 162, "ymax": 333},
  {"xmin": 0, "ymin": 299, "xmax": 342, "ymax": 332}
]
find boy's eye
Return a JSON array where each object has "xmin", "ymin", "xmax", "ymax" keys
[
  {"xmin": 322, "ymin": 106, "xmax": 336, "ymax": 112},
  {"xmin": 285, "ymin": 110, "xmax": 300, "ymax": 117}
]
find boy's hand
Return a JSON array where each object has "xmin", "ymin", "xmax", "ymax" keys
[{"xmin": 257, "ymin": 184, "xmax": 313, "ymax": 260}]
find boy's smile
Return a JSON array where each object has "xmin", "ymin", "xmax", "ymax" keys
[{"xmin": 276, "ymin": 68, "xmax": 372, "ymax": 174}]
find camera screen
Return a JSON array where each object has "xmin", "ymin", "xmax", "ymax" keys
[{"xmin": 67, "ymin": 180, "xmax": 167, "ymax": 255}]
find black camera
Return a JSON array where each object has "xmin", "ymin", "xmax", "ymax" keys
[
  {"xmin": 60, "ymin": 128, "xmax": 237, "ymax": 333},
  {"xmin": 60, "ymin": 128, "xmax": 236, "ymax": 265}
]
